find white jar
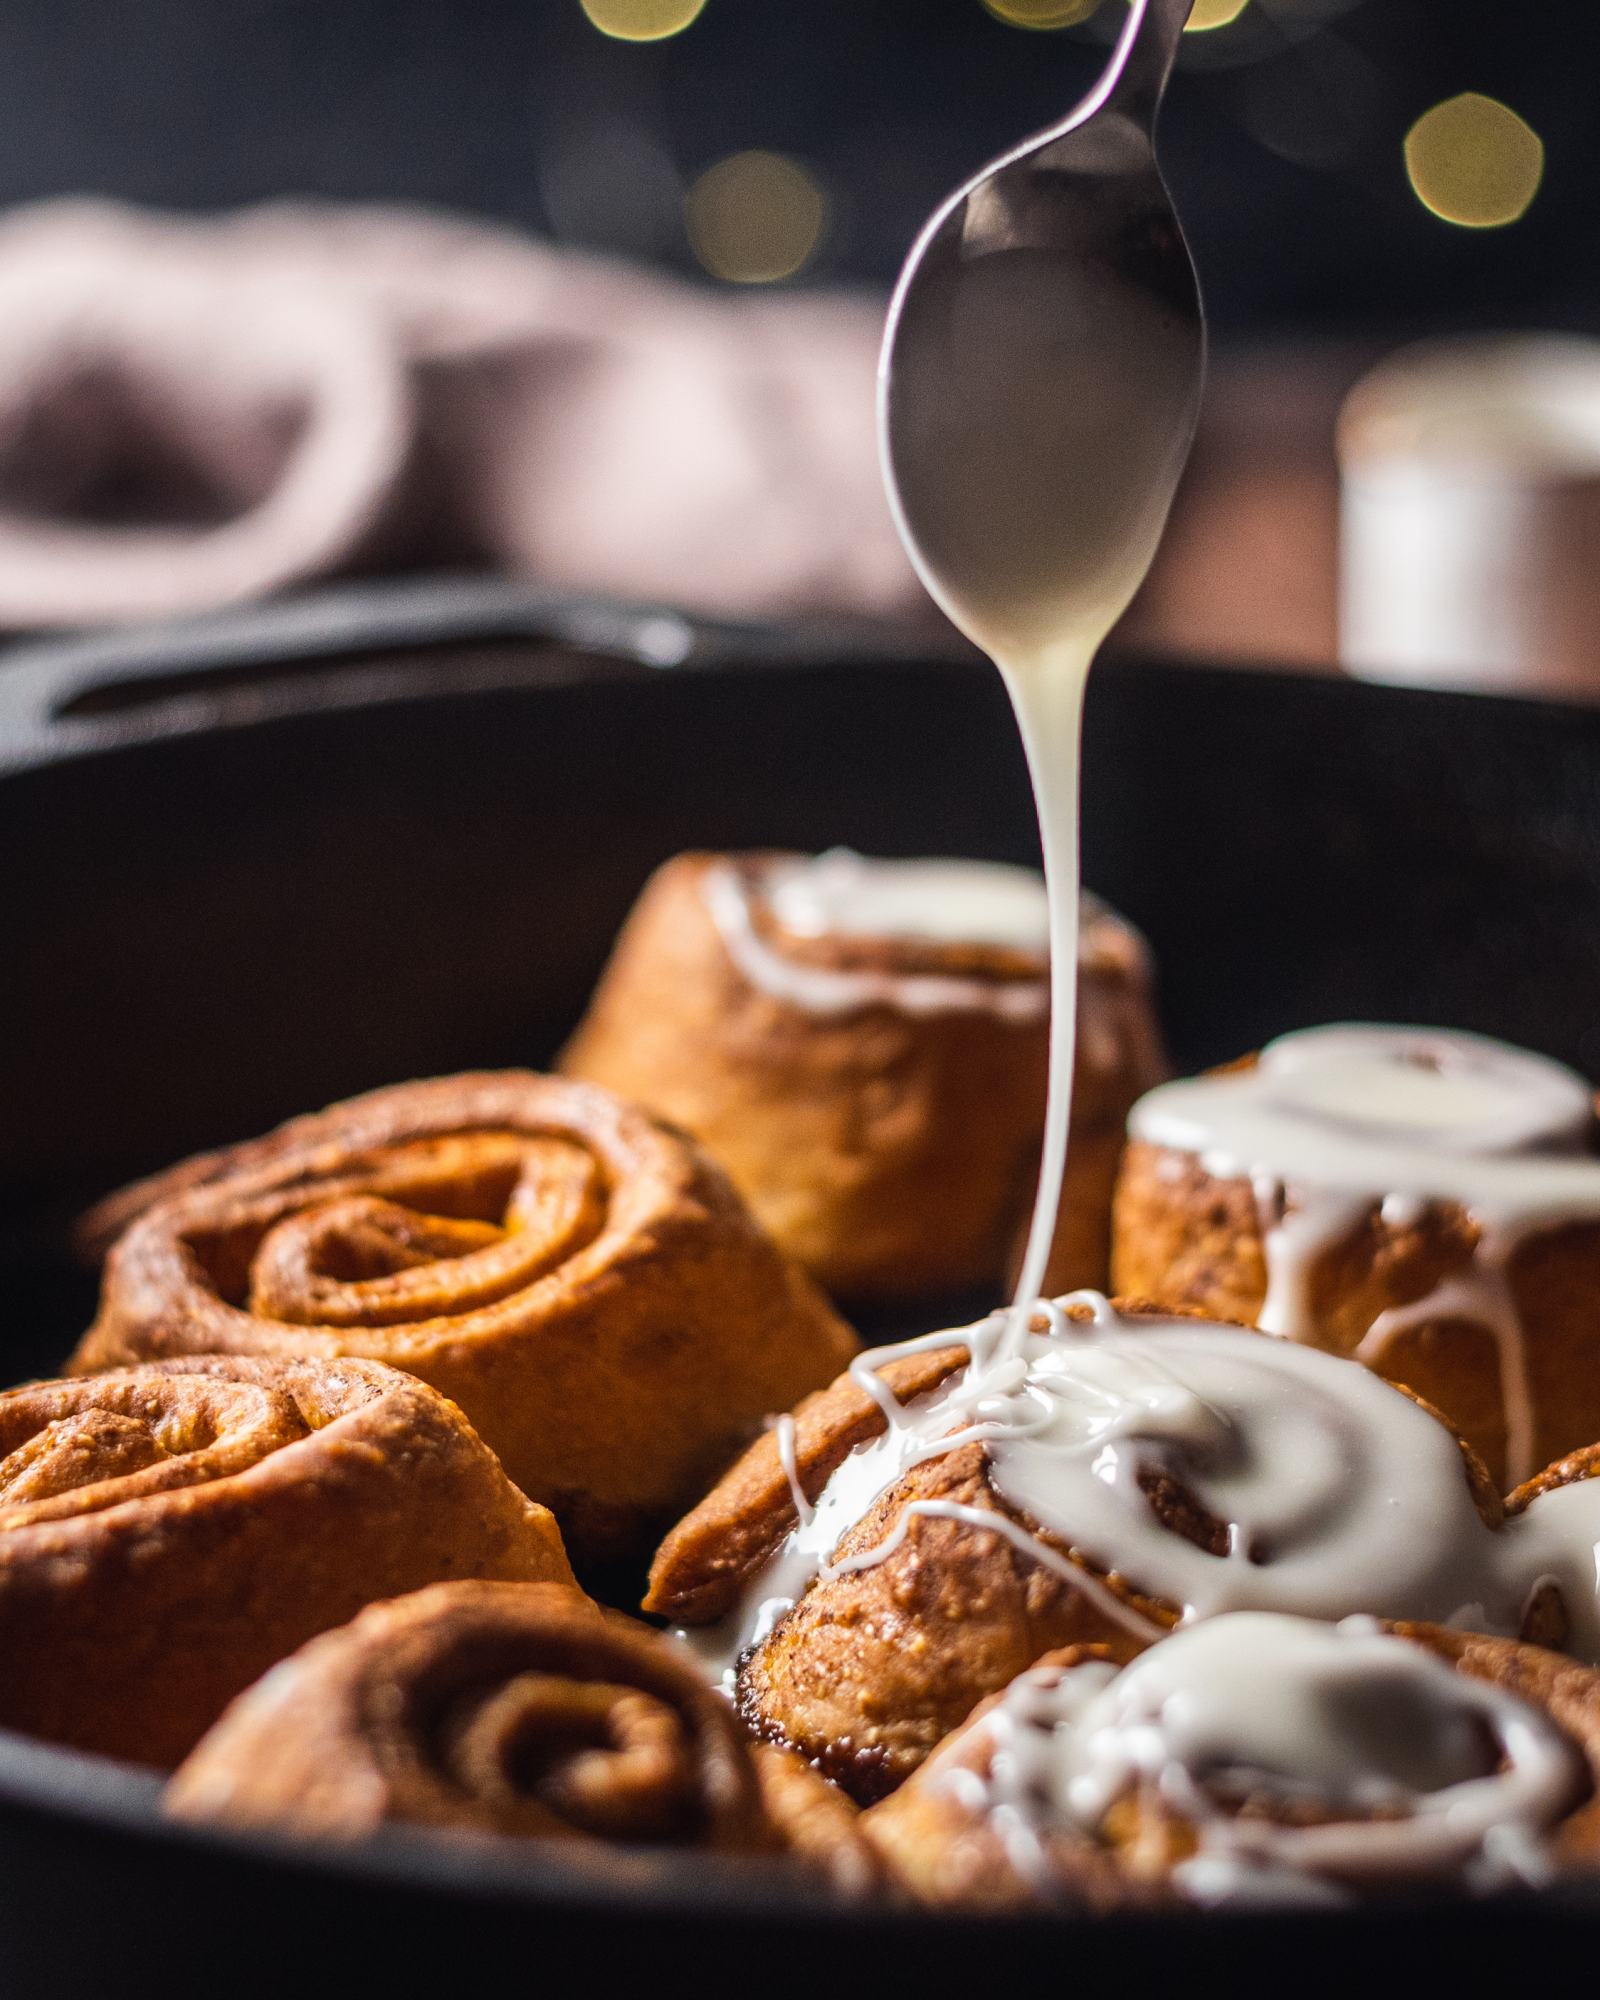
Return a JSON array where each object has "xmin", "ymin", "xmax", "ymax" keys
[{"xmin": 1338, "ymin": 335, "xmax": 1600, "ymax": 696}]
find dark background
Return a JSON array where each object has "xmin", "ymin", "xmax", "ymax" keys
[{"xmin": 0, "ymin": 0, "xmax": 1591, "ymax": 340}]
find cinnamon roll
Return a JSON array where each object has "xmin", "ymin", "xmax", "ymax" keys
[
  {"xmin": 646, "ymin": 1294, "xmax": 1522, "ymax": 1803},
  {"xmin": 167, "ymin": 1580, "xmax": 876, "ymax": 1891},
  {"xmin": 558, "ymin": 850, "xmax": 1164, "ymax": 1305},
  {"xmin": 71, "ymin": 1071, "xmax": 857, "ymax": 1563},
  {"xmin": 1111, "ymin": 1024, "xmax": 1600, "ymax": 1487},
  {"xmin": 862, "ymin": 1614, "xmax": 1600, "ymax": 1910},
  {"xmin": 0, "ymin": 1356, "xmax": 572, "ymax": 1766}
]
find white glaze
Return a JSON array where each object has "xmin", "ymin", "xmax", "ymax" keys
[
  {"xmin": 678, "ymin": 1295, "xmax": 1529, "ymax": 1692},
  {"xmin": 702, "ymin": 858, "xmax": 1050, "ymax": 1022},
  {"xmin": 1255, "ymin": 1025, "xmax": 1593, "ymax": 1152},
  {"xmin": 1129, "ymin": 1024, "xmax": 1600, "ymax": 1484},
  {"xmin": 769, "ymin": 1413, "xmax": 812, "ymax": 1527},
  {"xmin": 965, "ymin": 1613, "xmax": 1582, "ymax": 1904},
  {"xmin": 705, "ymin": 850, "xmax": 1157, "ymax": 1081},
  {"xmin": 765, "ymin": 849, "xmax": 1049, "ymax": 952},
  {"xmin": 1000, "ymin": 657, "xmax": 1093, "ymax": 1351},
  {"xmin": 1504, "ymin": 1476, "xmax": 1600, "ymax": 1664}
]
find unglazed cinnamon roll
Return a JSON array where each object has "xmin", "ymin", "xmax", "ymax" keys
[
  {"xmin": 167, "ymin": 1580, "xmax": 877, "ymax": 1892},
  {"xmin": 647, "ymin": 1294, "xmax": 1531, "ymax": 1802},
  {"xmin": 862, "ymin": 1614, "xmax": 1600, "ymax": 1911},
  {"xmin": 0, "ymin": 1356, "xmax": 572, "ymax": 1766},
  {"xmin": 1111, "ymin": 1024, "xmax": 1600, "ymax": 1487},
  {"xmin": 559, "ymin": 850, "xmax": 1165, "ymax": 1304},
  {"xmin": 71, "ymin": 1071, "xmax": 857, "ymax": 1563}
]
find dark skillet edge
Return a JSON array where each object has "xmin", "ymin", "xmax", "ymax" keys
[
  {"xmin": 3, "ymin": 569, "xmax": 1599, "ymax": 783},
  {"xmin": 1, "ymin": 1713, "xmax": 1598, "ymax": 1943},
  {"xmin": 0, "ymin": 571, "xmax": 950, "ymax": 775}
]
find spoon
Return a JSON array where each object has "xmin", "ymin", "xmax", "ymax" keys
[{"xmin": 877, "ymin": 0, "xmax": 1206, "ymax": 1337}]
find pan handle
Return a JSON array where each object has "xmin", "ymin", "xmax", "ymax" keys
[{"xmin": 0, "ymin": 574, "xmax": 885, "ymax": 773}]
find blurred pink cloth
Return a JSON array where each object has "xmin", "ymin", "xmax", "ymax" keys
[{"xmin": 0, "ymin": 200, "xmax": 924, "ymax": 628}]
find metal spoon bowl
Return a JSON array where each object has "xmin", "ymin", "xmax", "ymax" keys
[{"xmin": 878, "ymin": 0, "xmax": 1206, "ymax": 669}]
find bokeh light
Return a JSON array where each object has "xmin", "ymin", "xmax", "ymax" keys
[
  {"xmin": 1185, "ymin": 0, "xmax": 1250, "ymax": 29},
  {"xmin": 579, "ymin": 0, "xmax": 707, "ymax": 43},
  {"xmin": 982, "ymin": 0, "xmax": 1255, "ymax": 45},
  {"xmin": 980, "ymin": 0, "xmax": 1100, "ymax": 29},
  {"xmin": 684, "ymin": 152, "xmax": 829, "ymax": 284},
  {"xmin": 1405, "ymin": 93, "xmax": 1545, "ymax": 229}
]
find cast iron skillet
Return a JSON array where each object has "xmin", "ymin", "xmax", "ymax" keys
[{"xmin": 4, "ymin": 577, "xmax": 1600, "ymax": 1994}]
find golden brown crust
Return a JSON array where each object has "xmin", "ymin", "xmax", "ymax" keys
[
  {"xmin": 559, "ymin": 853, "xmax": 1165, "ymax": 1303},
  {"xmin": 734, "ymin": 1442, "xmax": 1169, "ymax": 1801},
  {"xmin": 649, "ymin": 1305, "xmax": 1500, "ymax": 1804},
  {"xmin": 863, "ymin": 1624, "xmax": 1600, "ymax": 1910},
  {"xmin": 643, "ymin": 1344, "xmax": 970, "ymax": 1624},
  {"xmin": 0, "ymin": 1356, "xmax": 573, "ymax": 1766},
  {"xmin": 167, "ymin": 1579, "xmax": 872, "ymax": 1889},
  {"xmin": 1507, "ymin": 1441, "xmax": 1600, "ymax": 1516},
  {"xmin": 1111, "ymin": 1066, "xmax": 1600, "ymax": 1488},
  {"xmin": 860, "ymin": 1643, "xmax": 1168, "ymax": 1913},
  {"xmin": 749, "ymin": 1745, "xmax": 885, "ymax": 1897},
  {"xmin": 71, "ymin": 1071, "xmax": 857, "ymax": 1564}
]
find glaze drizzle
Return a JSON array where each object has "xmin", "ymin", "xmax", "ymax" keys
[
  {"xmin": 962, "ymin": 1612, "xmax": 1583, "ymax": 1905},
  {"xmin": 702, "ymin": 853, "xmax": 1053, "ymax": 1022},
  {"xmin": 1128, "ymin": 1024, "xmax": 1600, "ymax": 1485},
  {"xmin": 678, "ymin": 1296, "xmax": 1553, "ymax": 1691}
]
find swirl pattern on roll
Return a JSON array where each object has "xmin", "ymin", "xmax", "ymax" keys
[
  {"xmin": 167, "ymin": 1579, "xmax": 877, "ymax": 1889},
  {"xmin": 72, "ymin": 1071, "xmax": 858, "ymax": 1561},
  {"xmin": 0, "ymin": 1355, "xmax": 572, "ymax": 1766}
]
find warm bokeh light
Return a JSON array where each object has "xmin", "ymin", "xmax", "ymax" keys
[
  {"xmin": 1405, "ymin": 93, "xmax": 1545, "ymax": 229},
  {"xmin": 980, "ymin": 0, "xmax": 1100, "ymax": 29},
  {"xmin": 579, "ymin": 0, "xmax": 707, "ymax": 43},
  {"xmin": 982, "ymin": 0, "xmax": 1252, "ymax": 40},
  {"xmin": 1185, "ymin": 0, "xmax": 1250, "ymax": 29},
  {"xmin": 684, "ymin": 152, "xmax": 828, "ymax": 284}
]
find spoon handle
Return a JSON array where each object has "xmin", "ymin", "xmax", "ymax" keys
[{"xmin": 1102, "ymin": 0, "xmax": 1193, "ymax": 130}]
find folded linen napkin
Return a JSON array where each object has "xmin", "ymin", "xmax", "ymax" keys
[{"xmin": 0, "ymin": 199, "xmax": 923, "ymax": 628}]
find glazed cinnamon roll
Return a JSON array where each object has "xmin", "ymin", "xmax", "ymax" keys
[
  {"xmin": 0, "ymin": 1356, "xmax": 572, "ymax": 1766},
  {"xmin": 71, "ymin": 1071, "xmax": 857, "ymax": 1563},
  {"xmin": 559, "ymin": 850, "xmax": 1164, "ymax": 1305},
  {"xmin": 1111, "ymin": 1024, "xmax": 1600, "ymax": 1487},
  {"xmin": 862, "ymin": 1614, "xmax": 1600, "ymax": 1911},
  {"xmin": 167, "ymin": 1580, "xmax": 876, "ymax": 1891},
  {"xmin": 647, "ymin": 1294, "xmax": 1523, "ymax": 1802}
]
